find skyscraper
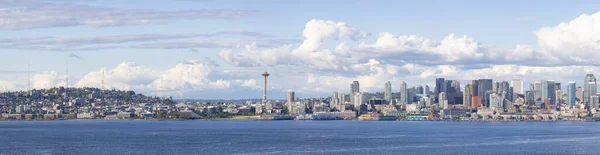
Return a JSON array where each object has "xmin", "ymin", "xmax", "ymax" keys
[
  {"xmin": 463, "ymin": 84, "xmax": 472, "ymax": 108},
  {"xmin": 478, "ymin": 79, "xmax": 493, "ymax": 107},
  {"xmin": 287, "ymin": 91, "xmax": 295, "ymax": 104},
  {"xmin": 507, "ymin": 87, "xmax": 513, "ymax": 102},
  {"xmin": 331, "ymin": 92, "xmax": 345, "ymax": 111},
  {"xmin": 339, "ymin": 93, "xmax": 345, "ymax": 107},
  {"xmin": 350, "ymin": 81, "xmax": 360, "ymax": 105},
  {"xmin": 576, "ymin": 86, "xmax": 583, "ymax": 103},
  {"xmin": 435, "ymin": 78, "xmax": 446, "ymax": 103},
  {"xmin": 592, "ymin": 95, "xmax": 600, "ymax": 109},
  {"xmin": 471, "ymin": 80, "xmax": 479, "ymax": 96},
  {"xmin": 587, "ymin": 82, "xmax": 597, "ymax": 107},
  {"xmin": 489, "ymin": 93, "xmax": 503, "ymax": 110},
  {"xmin": 511, "ymin": 79, "xmax": 523, "ymax": 94},
  {"xmin": 351, "ymin": 81, "xmax": 360, "ymax": 94},
  {"xmin": 525, "ymin": 90, "xmax": 535, "ymax": 105},
  {"xmin": 416, "ymin": 85, "xmax": 424, "ymax": 94},
  {"xmin": 439, "ymin": 92, "xmax": 448, "ymax": 108},
  {"xmin": 492, "ymin": 82, "xmax": 499, "ymax": 93},
  {"xmin": 384, "ymin": 81, "xmax": 392, "ymax": 103},
  {"xmin": 584, "ymin": 74, "xmax": 596, "ymax": 104},
  {"xmin": 541, "ymin": 80, "xmax": 556, "ymax": 105},
  {"xmin": 424, "ymin": 85, "xmax": 430, "ymax": 96},
  {"xmin": 567, "ymin": 82, "xmax": 576, "ymax": 107},
  {"xmin": 534, "ymin": 81, "xmax": 542, "ymax": 104},
  {"xmin": 400, "ymin": 81, "xmax": 408, "ymax": 105},
  {"xmin": 353, "ymin": 92, "xmax": 363, "ymax": 108}
]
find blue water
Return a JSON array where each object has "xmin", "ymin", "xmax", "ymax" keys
[{"xmin": 1, "ymin": 121, "xmax": 599, "ymax": 155}]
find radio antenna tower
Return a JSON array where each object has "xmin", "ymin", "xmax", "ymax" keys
[
  {"xmin": 28, "ymin": 62, "xmax": 31, "ymax": 95},
  {"xmin": 102, "ymin": 67, "xmax": 105, "ymax": 90},
  {"xmin": 65, "ymin": 59, "xmax": 69, "ymax": 99}
]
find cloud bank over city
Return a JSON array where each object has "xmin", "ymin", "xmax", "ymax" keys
[{"xmin": 2, "ymin": 0, "xmax": 600, "ymax": 99}]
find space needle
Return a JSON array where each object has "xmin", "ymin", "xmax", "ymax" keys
[{"xmin": 262, "ymin": 71, "xmax": 270, "ymax": 103}]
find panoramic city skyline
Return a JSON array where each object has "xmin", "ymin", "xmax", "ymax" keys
[{"xmin": 3, "ymin": 0, "xmax": 600, "ymax": 99}]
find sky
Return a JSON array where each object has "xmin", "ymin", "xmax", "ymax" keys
[{"xmin": 2, "ymin": 0, "xmax": 600, "ymax": 99}]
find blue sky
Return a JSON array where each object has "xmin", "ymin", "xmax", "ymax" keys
[{"xmin": 2, "ymin": 0, "xmax": 600, "ymax": 99}]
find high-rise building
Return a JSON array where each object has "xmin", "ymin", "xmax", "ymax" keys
[
  {"xmin": 478, "ymin": 79, "xmax": 493, "ymax": 107},
  {"xmin": 439, "ymin": 92, "xmax": 448, "ymax": 109},
  {"xmin": 353, "ymin": 92, "xmax": 363, "ymax": 108},
  {"xmin": 492, "ymin": 82, "xmax": 499, "ymax": 93},
  {"xmin": 576, "ymin": 86, "xmax": 583, "ymax": 103},
  {"xmin": 554, "ymin": 83, "xmax": 561, "ymax": 91},
  {"xmin": 400, "ymin": 81, "xmax": 408, "ymax": 105},
  {"xmin": 525, "ymin": 90, "xmax": 536, "ymax": 105},
  {"xmin": 331, "ymin": 92, "xmax": 345, "ymax": 111},
  {"xmin": 471, "ymin": 80, "xmax": 479, "ymax": 96},
  {"xmin": 501, "ymin": 81, "xmax": 509, "ymax": 94},
  {"xmin": 384, "ymin": 81, "xmax": 392, "ymax": 103},
  {"xmin": 507, "ymin": 87, "xmax": 513, "ymax": 102},
  {"xmin": 416, "ymin": 85, "xmax": 424, "ymax": 94},
  {"xmin": 567, "ymin": 82, "xmax": 576, "ymax": 107},
  {"xmin": 489, "ymin": 93, "xmax": 504, "ymax": 110},
  {"xmin": 471, "ymin": 96, "xmax": 482, "ymax": 108},
  {"xmin": 287, "ymin": 91, "xmax": 295, "ymax": 104},
  {"xmin": 541, "ymin": 80, "xmax": 556, "ymax": 105},
  {"xmin": 350, "ymin": 81, "xmax": 360, "ymax": 105},
  {"xmin": 425, "ymin": 85, "xmax": 430, "ymax": 96},
  {"xmin": 463, "ymin": 84, "xmax": 472, "ymax": 108},
  {"xmin": 584, "ymin": 74, "xmax": 596, "ymax": 104},
  {"xmin": 331, "ymin": 92, "xmax": 339, "ymax": 106},
  {"xmin": 339, "ymin": 93, "xmax": 345, "ymax": 105},
  {"xmin": 511, "ymin": 79, "xmax": 523, "ymax": 94},
  {"xmin": 408, "ymin": 86, "xmax": 417, "ymax": 104},
  {"xmin": 587, "ymin": 82, "xmax": 597, "ymax": 107},
  {"xmin": 435, "ymin": 78, "xmax": 446, "ymax": 103},
  {"xmin": 541, "ymin": 80, "xmax": 551, "ymax": 105},
  {"xmin": 439, "ymin": 92, "xmax": 447, "ymax": 102},
  {"xmin": 592, "ymin": 95, "xmax": 599, "ymax": 109},
  {"xmin": 555, "ymin": 90, "xmax": 562, "ymax": 105}
]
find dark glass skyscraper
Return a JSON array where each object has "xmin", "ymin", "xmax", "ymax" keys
[
  {"xmin": 478, "ymin": 79, "xmax": 493, "ymax": 107},
  {"xmin": 567, "ymin": 82, "xmax": 576, "ymax": 107},
  {"xmin": 435, "ymin": 78, "xmax": 446, "ymax": 103}
]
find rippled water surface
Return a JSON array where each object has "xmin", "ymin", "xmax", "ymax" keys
[{"xmin": 1, "ymin": 120, "xmax": 599, "ymax": 155}]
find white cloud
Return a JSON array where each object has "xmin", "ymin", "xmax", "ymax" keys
[
  {"xmin": 534, "ymin": 11, "xmax": 600, "ymax": 65},
  {"xmin": 32, "ymin": 71, "xmax": 65, "ymax": 89},
  {"xmin": 0, "ymin": 2, "xmax": 257, "ymax": 30},
  {"xmin": 219, "ymin": 19, "xmax": 368, "ymax": 70},
  {"xmin": 0, "ymin": 31, "xmax": 281, "ymax": 51},
  {"xmin": 5, "ymin": 11, "xmax": 600, "ymax": 98}
]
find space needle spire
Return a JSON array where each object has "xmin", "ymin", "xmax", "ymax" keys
[{"xmin": 262, "ymin": 71, "xmax": 270, "ymax": 103}]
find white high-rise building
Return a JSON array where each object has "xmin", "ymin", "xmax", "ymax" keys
[
  {"xmin": 384, "ymin": 81, "xmax": 392, "ymax": 103},
  {"xmin": 400, "ymin": 81, "xmax": 408, "ymax": 105},
  {"xmin": 439, "ymin": 92, "xmax": 447, "ymax": 109},
  {"xmin": 489, "ymin": 93, "xmax": 504, "ymax": 110},
  {"xmin": 591, "ymin": 95, "xmax": 599, "ymax": 109},
  {"xmin": 588, "ymin": 82, "xmax": 598, "ymax": 108},
  {"xmin": 463, "ymin": 85, "xmax": 471, "ymax": 108},
  {"xmin": 353, "ymin": 92, "xmax": 363, "ymax": 109},
  {"xmin": 331, "ymin": 92, "xmax": 346, "ymax": 111},
  {"xmin": 511, "ymin": 79, "xmax": 523, "ymax": 94}
]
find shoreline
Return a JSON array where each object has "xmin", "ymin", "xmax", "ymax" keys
[{"xmin": 0, "ymin": 119, "xmax": 592, "ymax": 122}]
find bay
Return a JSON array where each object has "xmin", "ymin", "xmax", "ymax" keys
[{"xmin": 0, "ymin": 120, "xmax": 599, "ymax": 155}]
